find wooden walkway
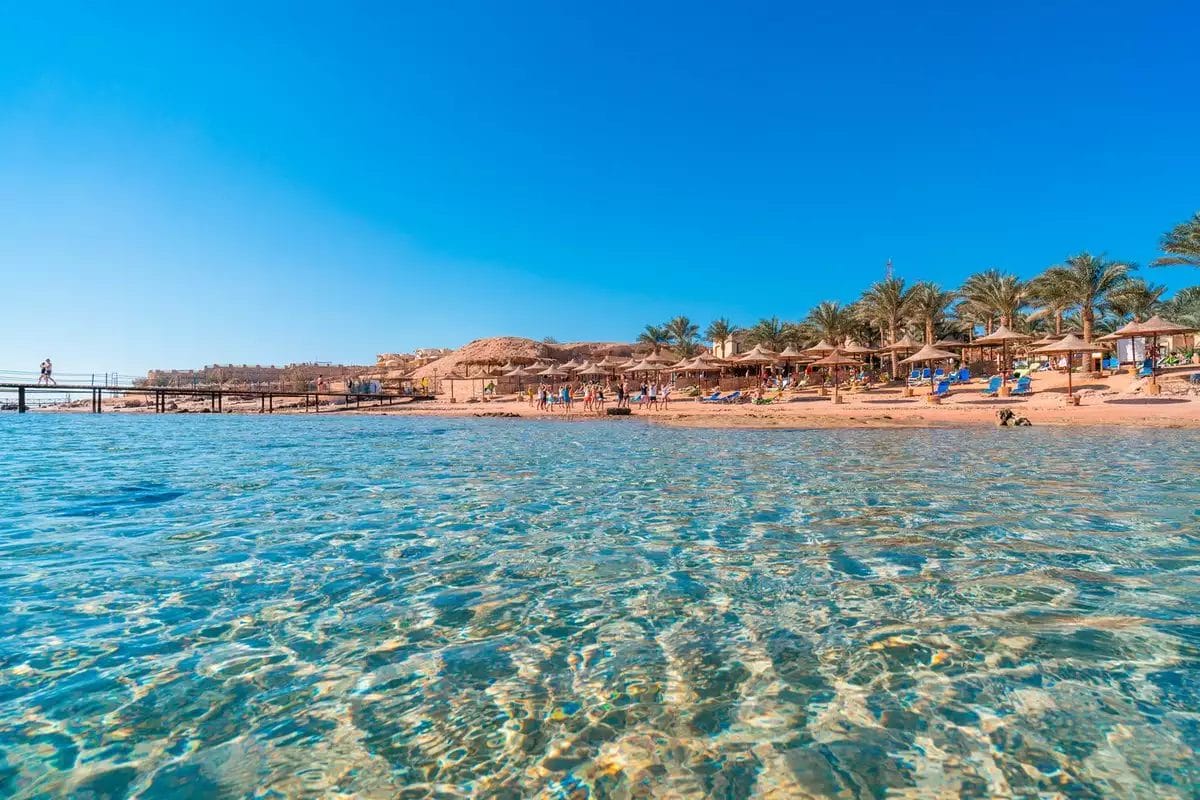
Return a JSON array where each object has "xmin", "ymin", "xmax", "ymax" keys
[{"xmin": 0, "ymin": 383, "xmax": 434, "ymax": 414}]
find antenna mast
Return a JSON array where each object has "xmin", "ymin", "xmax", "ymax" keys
[{"xmin": 885, "ymin": 258, "xmax": 893, "ymax": 280}]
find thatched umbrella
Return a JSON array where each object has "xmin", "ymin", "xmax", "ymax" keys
[
  {"xmin": 900, "ymin": 344, "xmax": 959, "ymax": 396},
  {"xmin": 440, "ymin": 370, "xmax": 465, "ymax": 401},
  {"xmin": 809, "ymin": 349, "xmax": 860, "ymax": 402},
  {"xmin": 737, "ymin": 345, "xmax": 778, "ymax": 364},
  {"xmin": 1031, "ymin": 333, "xmax": 1097, "ymax": 400},
  {"xmin": 643, "ymin": 350, "xmax": 676, "ymax": 365},
  {"xmin": 803, "ymin": 340, "xmax": 837, "ymax": 356},
  {"xmin": 561, "ymin": 358, "xmax": 583, "ymax": 370},
  {"xmin": 932, "ymin": 337, "xmax": 967, "ymax": 349},
  {"xmin": 777, "ymin": 344, "xmax": 805, "ymax": 362},
  {"xmin": 578, "ymin": 363, "xmax": 608, "ymax": 378},
  {"xmin": 504, "ymin": 364, "xmax": 532, "ymax": 391},
  {"xmin": 1130, "ymin": 315, "xmax": 1195, "ymax": 388},
  {"xmin": 882, "ymin": 333, "xmax": 920, "ymax": 354},
  {"xmin": 974, "ymin": 324, "xmax": 1031, "ymax": 391},
  {"xmin": 537, "ymin": 365, "xmax": 568, "ymax": 386}
]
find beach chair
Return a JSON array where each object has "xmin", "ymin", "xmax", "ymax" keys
[
  {"xmin": 1103, "ymin": 356, "xmax": 1120, "ymax": 371},
  {"xmin": 981, "ymin": 375, "xmax": 1003, "ymax": 397},
  {"xmin": 933, "ymin": 368, "xmax": 946, "ymax": 380},
  {"xmin": 905, "ymin": 369, "xmax": 922, "ymax": 386},
  {"xmin": 698, "ymin": 391, "xmax": 723, "ymax": 403},
  {"xmin": 1138, "ymin": 358, "xmax": 1154, "ymax": 378},
  {"xmin": 932, "ymin": 379, "xmax": 950, "ymax": 398},
  {"xmin": 720, "ymin": 390, "xmax": 742, "ymax": 404},
  {"xmin": 956, "ymin": 367, "xmax": 970, "ymax": 383},
  {"xmin": 1011, "ymin": 376, "xmax": 1033, "ymax": 396}
]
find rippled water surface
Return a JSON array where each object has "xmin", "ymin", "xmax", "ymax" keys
[{"xmin": 2, "ymin": 415, "xmax": 1199, "ymax": 798}]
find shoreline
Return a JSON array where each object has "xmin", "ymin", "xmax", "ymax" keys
[{"xmin": 19, "ymin": 369, "xmax": 1200, "ymax": 430}]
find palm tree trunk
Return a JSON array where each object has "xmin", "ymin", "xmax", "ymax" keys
[
  {"xmin": 925, "ymin": 318, "xmax": 934, "ymax": 344},
  {"xmin": 888, "ymin": 323, "xmax": 898, "ymax": 378},
  {"xmin": 1055, "ymin": 311, "xmax": 1062, "ymax": 336}
]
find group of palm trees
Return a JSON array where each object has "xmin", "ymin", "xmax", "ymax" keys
[{"xmin": 637, "ymin": 213, "xmax": 1200, "ymax": 375}]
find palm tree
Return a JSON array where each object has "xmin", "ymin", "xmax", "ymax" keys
[
  {"xmin": 908, "ymin": 282, "xmax": 955, "ymax": 344},
  {"xmin": 637, "ymin": 323, "xmax": 671, "ymax": 354},
  {"xmin": 806, "ymin": 302, "xmax": 855, "ymax": 345},
  {"xmin": 664, "ymin": 315, "xmax": 701, "ymax": 358},
  {"xmin": 1027, "ymin": 267, "xmax": 1077, "ymax": 336},
  {"xmin": 1152, "ymin": 212, "xmax": 1200, "ymax": 268},
  {"xmin": 744, "ymin": 316, "xmax": 789, "ymax": 350},
  {"xmin": 704, "ymin": 317, "xmax": 737, "ymax": 355},
  {"xmin": 1161, "ymin": 286, "xmax": 1200, "ymax": 329},
  {"xmin": 856, "ymin": 278, "xmax": 914, "ymax": 377},
  {"xmin": 1108, "ymin": 278, "xmax": 1167, "ymax": 323},
  {"xmin": 1049, "ymin": 253, "xmax": 1134, "ymax": 342},
  {"xmin": 959, "ymin": 269, "xmax": 1027, "ymax": 332}
]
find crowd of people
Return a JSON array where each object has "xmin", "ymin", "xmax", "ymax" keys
[{"xmin": 527, "ymin": 379, "xmax": 674, "ymax": 414}]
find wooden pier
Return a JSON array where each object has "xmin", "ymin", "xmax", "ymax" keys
[{"xmin": 1, "ymin": 383, "xmax": 435, "ymax": 414}]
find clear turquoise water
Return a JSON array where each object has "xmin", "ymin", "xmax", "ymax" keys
[{"xmin": 2, "ymin": 415, "xmax": 1199, "ymax": 799}]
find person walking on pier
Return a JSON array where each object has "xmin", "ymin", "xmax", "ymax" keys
[{"xmin": 38, "ymin": 359, "xmax": 56, "ymax": 386}]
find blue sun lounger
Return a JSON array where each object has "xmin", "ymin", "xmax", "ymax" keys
[
  {"xmin": 720, "ymin": 390, "xmax": 742, "ymax": 404},
  {"xmin": 1010, "ymin": 376, "xmax": 1033, "ymax": 396},
  {"xmin": 932, "ymin": 379, "xmax": 951, "ymax": 398},
  {"xmin": 699, "ymin": 391, "xmax": 723, "ymax": 403},
  {"xmin": 981, "ymin": 375, "xmax": 1002, "ymax": 396}
]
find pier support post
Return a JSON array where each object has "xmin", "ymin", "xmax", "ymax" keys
[{"xmin": 269, "ymin": 395, "xmax": 273, "ymax": 413}]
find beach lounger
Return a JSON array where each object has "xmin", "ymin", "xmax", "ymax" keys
[
  {"xmin": 933, "ymin": 368, "xmax": 946, "ymax": 380},
  {"xmin": 1011, "ymin": 376, "xmax": 1033, "ymax": 396},
  {"xmin": 950, "ymin": 367, "xmax": 970, "ymax": 384},
  {"xmin": 905, "ymin": 369, "xmax": 922, "ymax": 386},
  {"xmin": 720, "ymin": 391, "xmax": 742, "ymax": 404},
  {"xmin": 698, "ymin": 391, "xmax": 723, "ymax": 403},
  {"xmin": 1138, "ymin": 358, "xmax": 1154, "ymax": 378},
  {"xmin": 981, "ymin": 375, "xmax": 1002, "ymax": 397},
  {"xmin": 932, "ymin": 379, "xmax": 950, "ymax": 398}
]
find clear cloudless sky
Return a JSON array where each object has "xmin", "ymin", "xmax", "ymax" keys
[{"xmin": 2, "ymin": 1, "xmax": 1198, "ymax": 376}]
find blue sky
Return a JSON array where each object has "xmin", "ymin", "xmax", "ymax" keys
[{"xmin": 1, "ymin": 1, "xmax": 1197, "ymax": 375}]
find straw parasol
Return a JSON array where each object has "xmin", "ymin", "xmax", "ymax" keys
[
  {"xmin": 577, "ymin": 363, "xmax": 608, "ymax": 378},
  {"xmin": 1032, "ymin": 333, "xmax": 1097, "ymax": 400},
  {"xmin": 881, "ymin": 333, "xmax": 921, "ymax": 353},
  {"xmin": 974, "ymin": 324, "xmax": 1032, "ymax": 389},
  {"xmin": 839, "ymin": 341, "xmax": 876, "ymax": 355},
  {"xmin": 439, "ymin": 370, "xmax": 465, "ymax": 401},
  {"xmin": 643, "ymin": 350, "xmax": 676, "ymax": 364},
  {"xmin": 900, "ymin": 344, "xmax": 959, "ymax": 395},
  {"xmin": 504, "ymin": 364, "xmax": 532, "ymax": 390},
  {"xmin": 932, "ymin": 337, "xmax": 967, "ymax": 349},
  {"xmin": 777, "ymin": 344, "xmax": 806, "ymax": 362},
  {"xmin": 538, "ymin": 365, "xmax": 568, "ymax": 380},
  {"xmin": 1128, "ymin": 315, "xmax": 1195, "ymax": 387},
  {"xmin": 737, "ymin": 345, "xmax": 778, "ymax": 365},
  {"xmin": 808, "ymin": 349, "xmax": 861, "ymax": 401},
  {"xmin": 803, "ymin": 340, "xmax": 837, "ymax": 356}
]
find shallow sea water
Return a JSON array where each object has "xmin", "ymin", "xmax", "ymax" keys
[{"xmin": 1, "ymin": 414, "xmax": 1199, "ymax": 799}]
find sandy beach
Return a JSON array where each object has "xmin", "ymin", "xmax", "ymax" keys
[{"xmin": 46, "ymin": 366, "xmax": 1200, "ymax": 429}]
